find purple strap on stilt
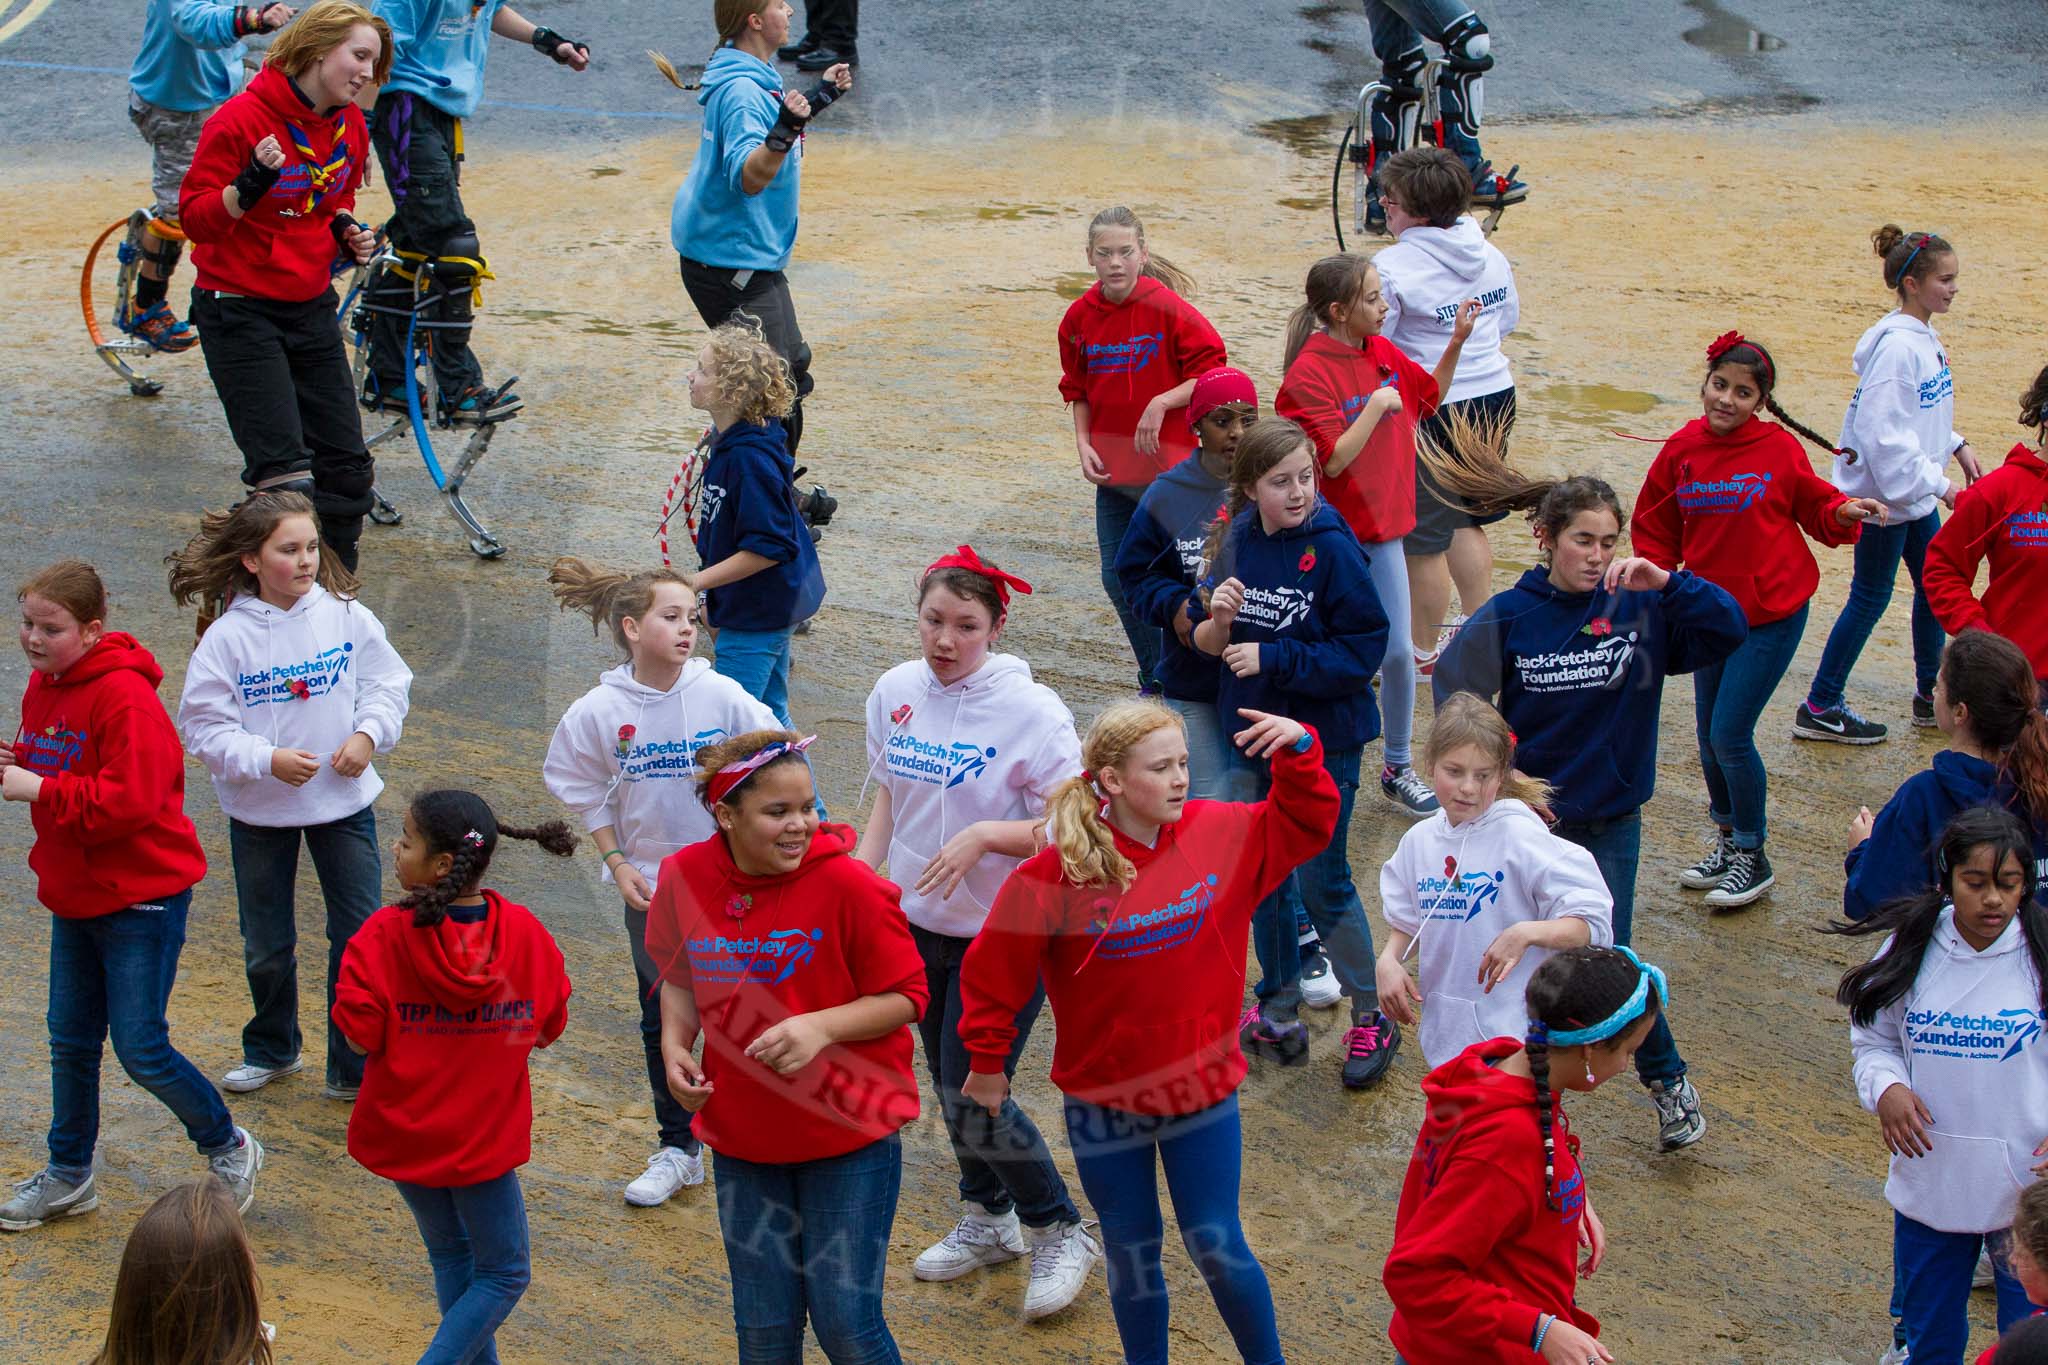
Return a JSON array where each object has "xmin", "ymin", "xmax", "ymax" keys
[{"xmin": 385, "ymin": 92, "xmax": 414, "ymax": 207}]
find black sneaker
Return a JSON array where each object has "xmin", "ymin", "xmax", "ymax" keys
[
  {"xmin": 1381, "ymin": 764, "xmax": 1441, "ymax": 818},
  {"xmin": 1791, "ymin": 701, "xmax": 1888, "ymax": 745},
  {"xmin": 1678, "ymin": 830, "xmax": 1735, "ymax": 890},
  {"xmin": 1704, "ymin": 846, "xmax": 1774, "ymax": 909},
  {"xmin": 1340, "ymin": 1012, "xmax": 1400, "ymax": 1090},
  {"xmin": 1237, "ymin": 1005, "xmax": 1308, "ymax": 1066},
  {"xmin": 1912, "ymin": 692, "xmax": 1937, "ymax": 728},
  {"xmin": 775, "ymin": 33, "xmax": 819, "ymax": 61}
]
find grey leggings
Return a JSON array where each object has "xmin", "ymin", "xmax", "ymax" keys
[{"xmin": 1366, "ymin": 535, "xmax": 1415, "ymax": 766}]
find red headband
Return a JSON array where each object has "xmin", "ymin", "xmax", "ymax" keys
[
  {"xmin": 703, "ymin": 735, "xmax": 816, "ymax": 808},
  {"xmin": 1706, "ymin": 330, "xmax": 1773, "ymax": 385},
  {"xmin": 924, "ymin": 545, "xmax": 1034, "ymax": 608}
]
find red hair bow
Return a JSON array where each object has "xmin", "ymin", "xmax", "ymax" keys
[
  {"xmin": 1706, "ymin": 330, "xmax": 1747, "ymax": 365},
  {"xmin": 924, "ymin": 545, "xmax": 1034, "ymax": 608}
]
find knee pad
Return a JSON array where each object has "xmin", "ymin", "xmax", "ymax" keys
[
  {"xmin": 787, "ymin": 339, "xmax": 815, "ymax": 398},
  {"xmin": 1436, "ymin": 12, "xmax": 1492, "ymax": 134},
  {"xmin": 1373, "ymin": 46, "xmax": 1429, "ymax": 148},
  {"xmin": 313, "ymin": 453, "xmax": 377, "ymax": 519},
  {"xmin": 123, "ymin": 212, "xmax": 187, "ymax": 274}
]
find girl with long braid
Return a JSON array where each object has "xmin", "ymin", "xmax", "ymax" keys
[
  {"xmin": 331, "ymin": 790, "xmax": 577, "ymax": 1365},
  {"xmin": 1633, "ymin": 332, "xmax": 1885, "ymax": 908},
  {"xmin": 1383, "ymin": 945, "xmax": 1668, "ymax": 1364}
]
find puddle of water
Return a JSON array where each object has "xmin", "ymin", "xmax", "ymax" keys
[
  {"xmin": 1534, "ymin": 382, "xmax": 1663, "ymax": 426},
  {"xmin": 1250, "ymin": 113, "xmax": 1342, "ymax": 161},
  {"xmin": 904, "ymin": 203, "xmax": 1059, "ymax": 223},
  {"xmin": 1298, "ymin": 3, "xmax": 1342, "ymax": 18},
  {"xmin": 1277, "ymin": 196, "xmax": 1323, "ymax": 212},
  {"xmin": 1303, "ymin": 37, "xmax": 1337, "ymax": 56},
  {"xmin": 500, "ymin": 307, "xmax": 569, "ymax": 323},
  {"xmin": 581, "ymin": 319, "xmax": 635, "ymax": 337},
  {"xmin": 590, "ymin": 166, "xmax": 623, "ymax": 178},
  {"xmin": 1682, "ymin": 0, "xmax": 1787, "ymax": 56},
  {"xmin": 1051, "ymin": 270, "xmax": 1097, "ymax": 301}
]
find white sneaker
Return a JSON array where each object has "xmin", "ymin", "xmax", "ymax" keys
[
  {"xmin": 1023, "ymin": 1219, "xmax": 1101, "ymax": 1321},
  {"xmin": 624, "ymin": 1146, "xmax": 704, "ymax": 1207},
  {"xmin": 1299, "ymin": 950, "xmax": 1342, "ymax": 1009},
  {"xmin": 1878, "ymin": 1342, "xmax": 1909, "ymax": 1365},
  {"xmin": 912, "ymin": 1203, "xmax": 1026, "ymax": 1282},
  {"xmin": 221, "ymin": 1058, "xmax": 304, "ymax": 1093}
]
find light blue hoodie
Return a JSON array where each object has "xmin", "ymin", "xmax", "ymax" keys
[
  {"xmin": 373, "ymin": 0, "xmax": 503, "ymax": 119},
  {"xmin": 129, "ymin": 0, "xmax": 249, "ymax": 113},
  {"xmin": 670, "ymin": 47, "xmax": 800, "ymax": 273}
]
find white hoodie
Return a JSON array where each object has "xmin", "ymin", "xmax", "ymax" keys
[
  {"xmin": 1379, "ymin": 798, "xmax": 1613, "ymax": 1068},
  {"xmin": 1834, "ymin": 312, "xmax": 1964, "ymax": 522},
  {"xmin": 864, "ymin": 654, "xmax": 1081, "ymax": 938},
  {"xmin": 1851, "ymin": 908, "xmax": 2048, "ymax": 1233},
  {"xmin": 177, "ymin": 585, "xmax": 412, "ymax": 828},
  {"xmin": 1375, "ymin": 215, "xmax": 1519, "ymax": 403},
  {"xmin": 543, "ymin": 658, "xmax": 777, "ymax": 884}
]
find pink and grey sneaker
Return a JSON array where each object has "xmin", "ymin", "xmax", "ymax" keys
[
  {"xmin": 1340, "ymin": 1011, "xmax": 1401, "ymax": 1090},
  {"xmin": 1237, "ymin": 1004, "xmax": 1308, "ymax": 1066},
  {"xmin": 117, "ymin": 300, "xmax": 199, "ymax": 353}
]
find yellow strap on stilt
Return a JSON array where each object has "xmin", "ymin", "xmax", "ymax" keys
[
  {"xmin": 392, "ymin": 247, "xmax": 494, "ymax": 306},
  {"xmin": 143, "ymin": 216, "xmax": 188, "ymax": 243}
]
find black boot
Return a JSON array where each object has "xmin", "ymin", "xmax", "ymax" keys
[{"xmin": 776, "ymin": 33, "xmax": 819, "ymax": 60}]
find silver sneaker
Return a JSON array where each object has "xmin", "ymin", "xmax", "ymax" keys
[
  {"xmin": 0, "ymin": 1168, "xmax": 98, "ymax": 1232},
  {"xmin": 207, "ymin": 1127, "xmax": 263, "ymax": 1215},
  {"xmin": 1648, "ymin": 1076, "xmax": 1707, "ymax": 1151},
  {"xmin": 1023, "ymin": 1220, "xmax": 1101, "ymax": 1321},
  {"xmin": 912, "ymin": 1203, "xmax": 1027, "ymax": 1282},
  {"xmin": 222, "ymin": 1058, "xmax": 303, "ymax": 1093}
]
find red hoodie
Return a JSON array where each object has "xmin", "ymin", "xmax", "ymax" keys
[
  {"xmin": 1275, "ymin": 331, "xmax": 1439, "ymax": 544},
  {"xmin": 958, "ymin": 731, "xmax": 1339, "ymax": 1116},
  {"xmin": 1383, "ymin": 1039, "xmax": 1597, "ymax": 1363},
  {"xmin": 14, "ymin": 633, "xmax": 206, "ymax": 918},
  {"xmin": 333, "ymin": 891, "xmax": 571, "ymax": 1187},
  {"xmin": 1632, "ymin": 416, "xmax": 1859, "ymax": 626},
  {"xmin": 180, "ymin": 63, "xmax": 368, "ymax": 303},
  {"xmin": 1924, "ymin": 443, "xmax": 2048, "ymax": 679},
  {"xmin": 645, "ymin": 823, "xmax": 928, "ymax": 1165},
  {"xmin": 1058, "ymin": 277, "xmax": 1229, "ymax": 487}
]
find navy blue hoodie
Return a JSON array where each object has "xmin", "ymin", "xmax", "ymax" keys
[
  {"xmin": 1434, "ymin": 568, "xmax": 1746, "ymax": 824},
  {"xmin": 1189, "ymin": 500, "xmax": 1388, "ymax": 751},
  {"xmin": 693, "ymin": 419, "xmax": 826, "ymax": 632},
  {"xmin": 1842, "ymin": 750, "xmax": 2048, "ymax": 920},
  {"xmin": 1115, "ymin": 453, "xmax": 1229, "ymax": 703}
]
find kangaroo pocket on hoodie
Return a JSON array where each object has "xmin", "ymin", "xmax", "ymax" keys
[
  {"xmin": 1892, "ymin": 1130, "xmax": 2027, "ymax": 1233},
  {"xmin": 1067, "ymin": 1006, "xmax": 1238, "ymax": 1107},
  {"xmin": 1420, "ymin": 994, "xmax": 1488, "ymax": 1068}
]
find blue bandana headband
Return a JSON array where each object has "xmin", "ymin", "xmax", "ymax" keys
[{"xmin": 1543, "ymin": 947, "xmax": 1669, "ymax": 1047}]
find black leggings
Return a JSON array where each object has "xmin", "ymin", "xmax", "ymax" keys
[
  {"xmin": 679, "ymin": 255, "xmax": 813, "ymax": 454},
  {"xmin": 190, "ymin": 287, "xmax": 373, "ymax": 567}
]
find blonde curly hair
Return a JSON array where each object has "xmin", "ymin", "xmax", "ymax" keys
[{"xmin": 703, "ymin": 319, "xmax": 797, "ymax": 427}]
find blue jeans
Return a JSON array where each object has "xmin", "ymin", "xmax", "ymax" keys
[
  {"xmin": 910, "ymin": 925, "xmax": 1080, "ymax": 1228},
  {"xmin": 228, "ymin": 807, "xmax": 381, "ymax": 1088},
  {"xmin": 1098, "ymin": 484, "xmax": 1165, "ymax": 693},
  {"xmin": 394, "ymin": 1170, "xmax": 531, "ymax": 1365},
  {"xmin": 1064, "ymin": 1094, "xmax": 1281, "ymax": 1365},
  {"xmin": 46, "ymin": 890, "xmax": 237, "ymax": 1176},
  {"xmin": 714, "ymin": 625, "xmax": 796, "ymax": 728},
  {"xmin": 625, "ymin": 906, "xmax": 697, "ymax": 1153},
  {"xmin": 1894, "ymin": 1213, "xmax": 2030, "ymax": 1364},
  {"xmin": 1807, "ymin": 510, "xmax": 1944, "ymax": 710},
  {"xmin": 713, "ymin": 1135, "xmax": 903, "ymax": 1365},
  {"xmin": 1691, "ymin": 605, "xmax": 1808, "ymax": 849},
  {"xmin": 1242, "ymin": 745, "xmax": 1378, "ymax": 1022},
  {"xmin": 1551, "ymin": 813, "xmax": 1685, "ymax": 1086},
  {"xmin": 1164, "ymin": 696, "xmax": 1233, "ymax": 802}
]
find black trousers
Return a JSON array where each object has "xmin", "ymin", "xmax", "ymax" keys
[
  {"xmin": 679, "ymin": 255, "xmax": 813, "ymax": 454},
  {"xmin": 189, "ymin": 287, "xmax": 373, "ymax": 566},
  {"xmin": 366, "ymin": 90, "xmax": 484, "ymax": 398},
  {"xmin": 803, "ymin": 0, "xmax": 857, "ymax": 47}
]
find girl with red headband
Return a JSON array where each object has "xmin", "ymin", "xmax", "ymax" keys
[
  {"xmin": 1633, "ymin": 332, "xmax": 1884, "ymax": 908},
  {"xmin": 647, "ymin": 729, "xmax": 927, "ymax": 1363},
  {"xmin": 1923, "ymin": 363, "xmax": 2048, "ymax": 685},
  {"xmin": 854, "ymin": 545, "xmax": 1100, "ymax": 1319},
  {"xmin": 1059, "ymin": 207, "xmax": 1228, "ymax": 697},
  {"xmin": 958, "ymin": 699, "xmax": 1338, "ymax": 1365}
]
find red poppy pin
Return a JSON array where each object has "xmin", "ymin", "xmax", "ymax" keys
[
  {"xmin": 287, "ymin": 678, "xmax": 311, "ymax": 701},
  {"xmin": 1087, "ymin": 897, "xmax": 1115, "ymax": 934},
  {"xmin": 1443, "ymin": 855, "xmax": 1459, "ymax": 882},
  {"xmin": 1216, "ymin": 503, "xmax": 1231, "ymax": 522},
  {"xmin": 616, "ymin": 723, "xmax": 636, "ymax": 759},
  {"xmin": 726, "ymin": 892, "xmax": 753, "ymax": 920},
  {"xmin": 1581, "ymin": 618, "xmax": 1613, "ymax": 637},
  {"xmin": 891, "ymin": 704, "xmax": 912, "ymax": 725},
  {"xmin": 1298, "ymin": 547, "xmax": 1317, "ymax": 573}
]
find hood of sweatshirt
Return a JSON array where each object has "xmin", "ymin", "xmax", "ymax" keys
[
  {"xmin": 247, "ymin": 61, "xmax": 333, "ymax": 120},
  {"xmin": 2003, "ymin": 443, "xmax": 2048, "ymax": 478},
  {"xmin": 711, "ymin": 418, "xmax": 794, "ymax": 475},
  {"xmin": 1930, "ymin": 749, "xmax": 2005, "ymax": 808},
  {"xmin": 1674, "ymin": 413, "xmax": 1784, "ymax": 457},
  {"xmin": 713, "ymin": 821, "xmax": 858, "ymax": 889},
  {"xmin": 1396, "ymin": 216, "xmax": 1490, "ymax": 282},
  {"xmin": 1418, "ymin": 1036, "xmax": 1552, "ymax": 1145},
  {"xmin": 599, "ymin": 656, "xmax": 720, "ymax": 705},
  {"xmin": 697, "ymin": 45, "xmax": 781, "ymax": 107},
  {"xmin": 1851, "ymin": 311, "xmax": 1941, "ymax": 378},
  {"xmin": 398, "ymin": 890, "xmax": 518, "ymax": 1011},
  {"xmin": 41, "ymin": 632, "xmax": 163, "ymax": 692}
]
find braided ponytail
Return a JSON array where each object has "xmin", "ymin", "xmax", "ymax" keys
[
  {"xmin": 1525, "ymin": 1021, "xmax": 1557, "ymax": 1209},
  {"xmin": 1763, "ymin": 394, "xmax": 1840, "ymax": 458},
  {"xmin": 400, "ymin": 791, "xmax": 579, "ymax": 927}
]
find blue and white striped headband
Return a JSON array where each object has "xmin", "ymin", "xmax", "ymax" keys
[{"xmin": 1543, "ymin": 947, "xmax": 1669, "ymax": 1047}]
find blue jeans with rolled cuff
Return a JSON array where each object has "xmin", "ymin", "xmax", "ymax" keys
[{"xmin": 1691, "ymin": 605, "xmax": 1807, "ymax": 850}]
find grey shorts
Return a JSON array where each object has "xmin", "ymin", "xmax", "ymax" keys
[{"xmin": 128, "ymin": 93, "xmax": 211, "ymax": 223}]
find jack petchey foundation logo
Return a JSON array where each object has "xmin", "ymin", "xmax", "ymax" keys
[
  {"xmin": 1512, "ymin": 630, "xmax": 1639, "ymax": 694},
  {"xmin": 1083, "ymin": 332, "xmax": 1162, "ymax": 376},
  {"xmin": 1676, "ymin": 471, "xmax": 1772, "ymax": 514},
  {"xmin": 237, "ymin": 643, "xmax": 353, "ymax": 706},
  {"xmin": 1906, "ymin": 1006, "xmax": 2046, "ymax": 1062},
  {"xmin": 884, "ymin": 733, "xmax": 997, "ymax": 789}
]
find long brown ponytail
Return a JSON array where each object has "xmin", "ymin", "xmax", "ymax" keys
[{"xmin": 1283, "ymin": 253, "xmax": 1375, "ymax": 371}]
